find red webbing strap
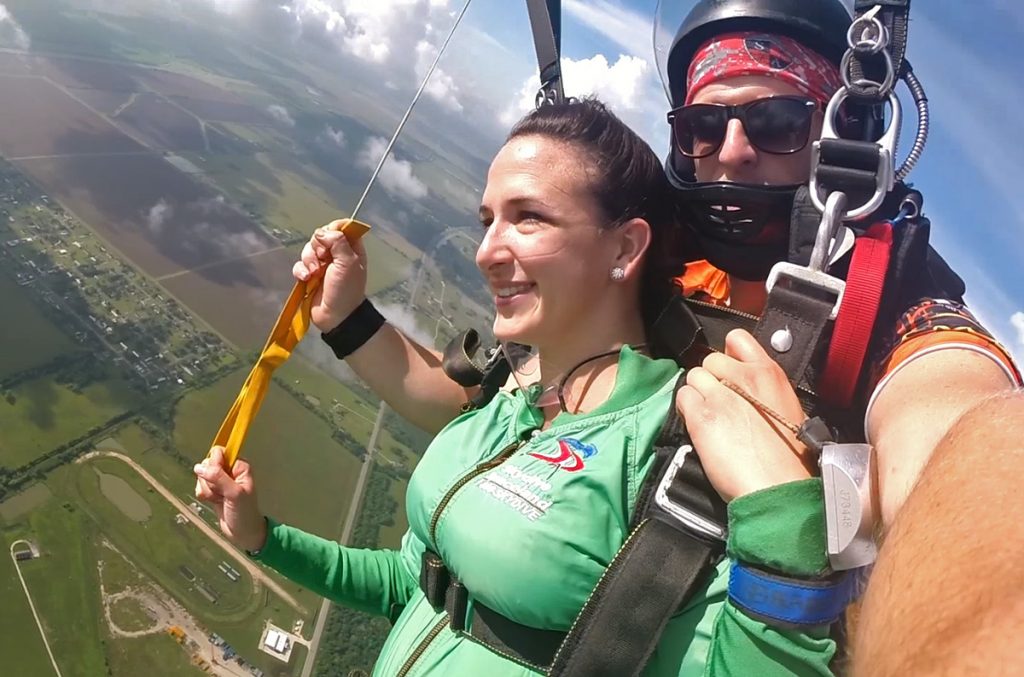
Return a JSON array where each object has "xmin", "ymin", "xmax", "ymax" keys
[{"xmin": 820, "ymin": 222, "xmax": 894, "ymax": 408}]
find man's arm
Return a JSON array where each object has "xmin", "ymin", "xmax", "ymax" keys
[
  {"xmin": 853, "ymin": 390, "xmax": 1024, "ymax": 675},
  {"xmin": 867, "ymin": 347, "xmax": 1018, "ymax": 525},
  {"xmin": 345, "ymin": 323, "xmax": 477, "ymax": 435}
]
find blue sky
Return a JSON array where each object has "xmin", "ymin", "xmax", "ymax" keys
[{"xmin": 452, "ymin": 0, "xmax": 1024, "ymax": 359}]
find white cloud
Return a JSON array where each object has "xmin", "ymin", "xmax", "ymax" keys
[
  {"xmin": 415, "ymin": 40, "xmax": 463, "ymax": 112},
  {"xmin": 1012, "ymin": 312, "xmax": 1024, "ymax": 349},
  {"xmin": 201, "ymin": 0, "xmax": 465, "ymax": 112},
  {"xmin": 357, "ymin": 136, "xmax": 429, "ymax": 201},
  {"xmin": 376, "ymin": 301, "xmax": 435, "ymax": 347},
  {"xmin": 501, "ymin": 53, "xmax": 667, "ymax": 149},
  {"xmin": 146, "ymin": 199, "xmax": 173, "ymax": 232},
  {"xmin": 319, "ymin": 125, "xmax": 346, "ymax": 148},
  {"xmin": 266, "ymin": 104, "xmax": 296, "ymax": 127},
  {"xmin": 0, "ymin": 3, "xmax": 30, "ymax": 49}
]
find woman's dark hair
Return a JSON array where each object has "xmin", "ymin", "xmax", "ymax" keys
[{"xmin": 507, "ymin": 98, "xmax": 690, "ymax": 348}]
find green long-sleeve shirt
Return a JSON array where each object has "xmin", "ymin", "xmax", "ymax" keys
[{"xmin": 255, "ymin": 348, "xmax": 836, "ymax": 675}]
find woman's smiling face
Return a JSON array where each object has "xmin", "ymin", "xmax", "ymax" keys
[{"xmin": 475, "ymin": 134, "xmax": 625, "ymax": 349}]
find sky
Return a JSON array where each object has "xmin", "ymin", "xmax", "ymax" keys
[{"xmin": 2, "ymin": 0, "xmax": 1020, "ymax": 357}]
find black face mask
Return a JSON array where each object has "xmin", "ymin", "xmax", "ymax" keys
[{"xmin": 666, "ymin": 153, "xmax": 797, "ymax": 281}]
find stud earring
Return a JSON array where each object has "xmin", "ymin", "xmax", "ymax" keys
[{"xmin": 610, "ymin": 267, "xmax": 625, "ymax": 281}]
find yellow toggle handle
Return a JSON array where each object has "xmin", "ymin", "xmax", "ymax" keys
[{"xmin": 208, "ymin": 219, "xmax": 371, "ymax": 468}]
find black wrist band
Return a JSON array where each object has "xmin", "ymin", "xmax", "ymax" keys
[{"xmin": 321, "ymin": 299, "xmax": 386, "ymax": 360}]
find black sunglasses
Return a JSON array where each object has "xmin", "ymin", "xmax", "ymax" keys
[{"xmin": 667, "ymin": 96, "xmax": 818, "ymax": 159}]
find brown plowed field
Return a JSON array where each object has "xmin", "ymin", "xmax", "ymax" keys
[
  {"xmin": 161, "ymin": 250, "xmax": 299, "ymax": 348},
  {"xmin": 114, "ymin": 92, "xmax": 207, "ymax": 151},
  {"xmin": 0, "ymin": 76, "xmax": 145, "ymax": 158},
  {"xmin": 167, "ymin": 95, "xmax": 268, "ymax": 124}
]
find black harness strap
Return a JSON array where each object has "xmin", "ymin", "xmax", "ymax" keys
[
  {"xmin": 754, "ymin": 280, "xmax": 837, "ymax": 388},
  {"xmin": 547, "ymin": 378, "xmax": 727, "ymax": 677}
]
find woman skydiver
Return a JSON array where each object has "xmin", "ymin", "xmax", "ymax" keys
[{"xmin": 196, "ymin": 99, "xmax": 840, "ymax": 675}]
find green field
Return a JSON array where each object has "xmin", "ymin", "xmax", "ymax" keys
[
  {"xmin": 0, "ymin": 269, "xmax": 79, "ymax": 380},
  {"xmin": 0, "ymin": 371, "xmax": 137, "ymax": 469},
  {"xmin": 172, "ymin": 367, "xmax": 366, "ymax": 539},
  {"xmin": 0, "ymin": 531, "xmax": 56, "ymax": 676},
  {"xmin": 0, "ymin": 482, "xmax": 53, "ymax": 523},
  {"xmin": 13, "ymin": 474, "xmax": 110, "ymax": 677},
  {"xmin": 107, "ymin": 633, "xmax": 205, "ymax": 677},
  {"xmin": 74, "ymin": 456, "xmax": 258, "ymax": 616}
]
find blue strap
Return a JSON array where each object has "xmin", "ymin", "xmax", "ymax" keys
[{"xmin": 728, "ymin": 562, "xmax": 855, "ymax": 627}]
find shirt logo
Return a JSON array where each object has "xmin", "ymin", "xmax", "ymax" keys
[{"xmin": 528, "ymin": 438, "xmax": 598, "ymax": 473}]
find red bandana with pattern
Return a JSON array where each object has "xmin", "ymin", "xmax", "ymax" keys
[{"xmin": 686, "ymin": 32, "xmax": 842, "ymax": 105}]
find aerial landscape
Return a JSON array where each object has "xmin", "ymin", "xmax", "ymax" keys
[{"xmin": 0, "ymin": 1, "xmax": 495, "ymax": 675}]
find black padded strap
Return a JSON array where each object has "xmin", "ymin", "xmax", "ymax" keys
[
  {"xmin": 548, "ymin": 378, "xmax": 726, "ymax": 677},
  {"xmin": 471, "ymin": 603, "xmax": 566, "ymax": 670},
  {"xmin": 526, "ymin": 0, "xmax": 565, "ymax": 105},
  {"xmin": 754, "ymin": 281, "xmax": 836, "ymax": 387},
  {"xmin": 547, "ymin": 518, "xmax": 719, "ymax": 677}
]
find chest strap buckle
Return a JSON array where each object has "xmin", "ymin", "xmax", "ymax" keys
[{"xmin": 653, "ymin": 445, "xmax": 727, "ymax": 542}]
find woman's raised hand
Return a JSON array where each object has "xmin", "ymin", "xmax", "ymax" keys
[
  {"xmin": 194, "ymin": 447, "xmax": 267, "ymax": 553},
  {"xmin": 292, "ymin": 220, "xmax": 369, "ymax": 332},
  {"xmin": 677, "ymin": 329, "xmax": 816, "ymax": 503}
]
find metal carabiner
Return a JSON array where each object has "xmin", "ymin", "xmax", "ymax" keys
[{"xmin": 809, "ymin": 87, "xmax": 902, "ymax": 221}]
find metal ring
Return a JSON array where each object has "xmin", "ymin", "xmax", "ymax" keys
[
  {"xmin": 841, "ymin": 48, "xmax": 895, "ymax": 98},
  {"xmin": 899, "ymin": 194, "xmax": 921, "ymax": 221},
  {"xmin": 847, "ymin": 15, "xmax": 889, "ymax": 55}
]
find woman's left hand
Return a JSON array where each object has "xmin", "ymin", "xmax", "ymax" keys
[{"xmin": 677, "ymin": 329, "xmax": 816, "ymax": 503}]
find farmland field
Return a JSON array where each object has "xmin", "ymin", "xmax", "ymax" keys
[
  {"xmin": 171, "ymin": 367, "xmax": 365, "ymax": 538},
  {"xmin": 0, "ymin": 75, "xmax": 145, "ymax": 158},
  {"xmin": 0, "ymin": 268, "xmax": 79, "ymax": 380},
  {"xmin": 0, "ymin": 371, "xmax": 137, "ymax": 470}
]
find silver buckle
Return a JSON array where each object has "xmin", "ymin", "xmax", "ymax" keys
[
  {"xmin": 765, "ymin": 191, "xmax": 848, "ymax": 320},
  {"xmin": 765, "ymin": 263, "xmax": 846, "ymax": 321},
  {"xmin": 810, "ymin": 88, "xmax": 902, "ymax": 221},
  {"xmin": 654, "ymin": 445, "xmax": 726, "ymax": 542}
]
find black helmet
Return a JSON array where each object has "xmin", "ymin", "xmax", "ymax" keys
[{"xmin": 666, "ymin": 0, "xmax": 853, "ymax": 107}]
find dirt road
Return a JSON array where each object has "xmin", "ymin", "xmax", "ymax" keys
[{"xmin": 77, "ymin": 450, "xmax": 304, "ymax": 613}]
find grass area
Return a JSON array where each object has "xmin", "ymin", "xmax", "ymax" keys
[
  {"xmin": 74, "ymin": 456, "xmax": 257, "ymax": 617},
  {"xmin": 67, "ymin": 455, "xmax": 309, "ymax": 676},
  {"xmin": 0, "ymin": 371, "xmax": 138, "ymax": 470},
  {"xmin": 13, "ymin": 471, "xmax": 110, "ymax": 677},
  {"xmin": 109, "ymin": 595, "xmax": 155, "ymax": 632},
  {"xmin": 0, "ymin": 483, "xmax": 53, "ymax": 523},
  {"xmin": 0, "ymin": 269, "xmax": 79, "ymax": 380},
  {"xmin": 378, "ymin": 472, "xmax": 410, "ymax": 550},
  {"xmin": 171, "ymin": 367, "xmax": 365, "ymax": 539},
  {"xmin": 106, "ymin": 633, "xmax": 205, "ymax": 677},
  {"xmin": 0, "ymin": 532, "xmax": 58, "ymax": 677}
]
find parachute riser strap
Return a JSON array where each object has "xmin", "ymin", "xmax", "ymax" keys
[
  {"xmin": 526, "ymin": 0, "xmax": 566, "ymax": 107},
  {"xmin": 848, "ymin": 2, "xmax": 911, "ymax": 99}
]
